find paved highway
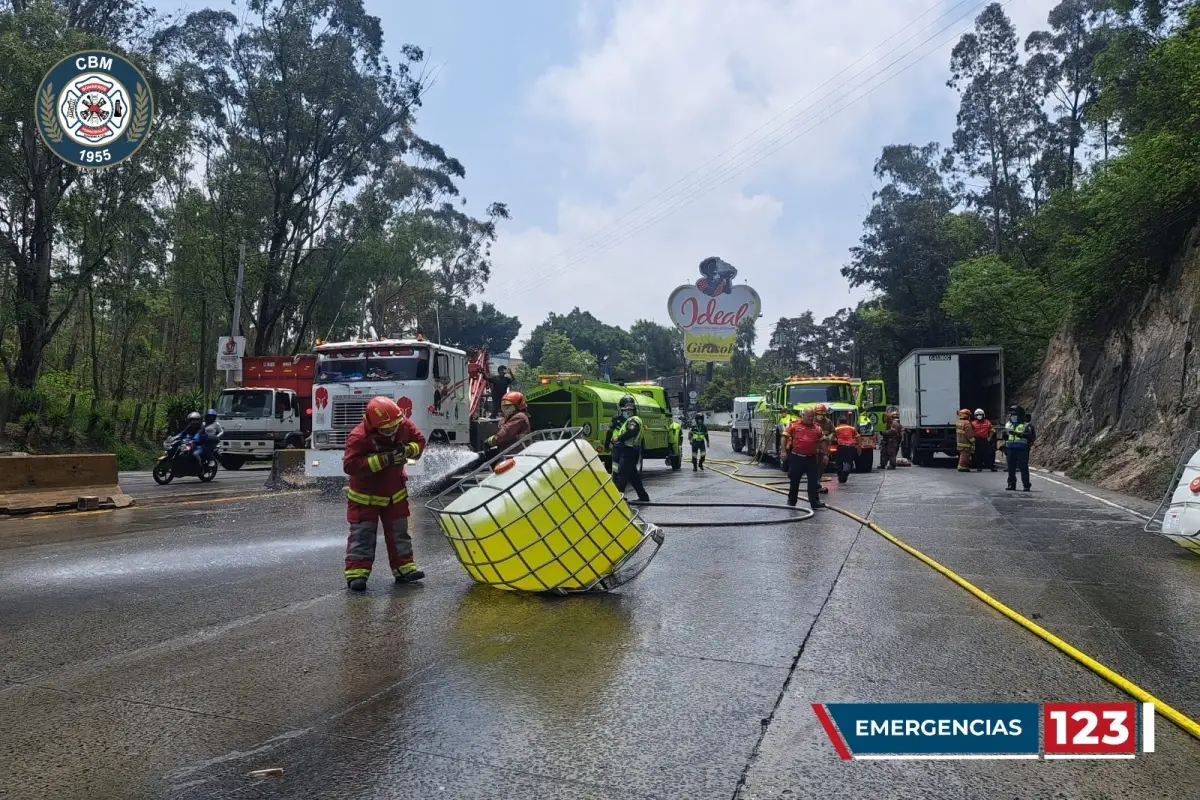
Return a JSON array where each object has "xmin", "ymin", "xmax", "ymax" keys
[
  {"xmin": 3, "ymin": 441, "xmax": 1198, "ymax": 798},
  {"xmin": 118, "ymin": 463, "xmax": 273, "ymax": 505}
]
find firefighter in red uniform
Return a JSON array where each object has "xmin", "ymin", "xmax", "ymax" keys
[
  {"xmin": 342, "ymin": 396, "xmax": 427, "ymax": 591},
  {"xmin": 485, "ymin": 391, "xmax": 532, "ymax": 451},
  {"xmin": 970, "ymin": 408, "xmax": 996, "ymax": 472},
  {"xmin": 782, "ymin": 408, "xmax": 825, "ymax": 509},
  {"xmin": 832, "ymin": 411, "xmax": 860, "ymax": 484}
]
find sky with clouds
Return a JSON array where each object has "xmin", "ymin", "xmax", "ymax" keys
[{"xmin": 161, "ymin": 0, "xmax": 1054, "ymax": 354}]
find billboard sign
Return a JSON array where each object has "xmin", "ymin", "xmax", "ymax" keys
[
  {"xmin": 216, "ymin": 335, "xmax": 246, "ymax": 372},
  {"xmin": 667, "ymin": 257, "xmax": 761, "ymax": 363}
]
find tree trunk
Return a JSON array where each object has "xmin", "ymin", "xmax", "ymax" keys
[{"xmin": 87, "ymin": 282, "xmax": 101, "ymax": 398}]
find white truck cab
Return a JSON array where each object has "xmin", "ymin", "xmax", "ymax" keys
[
  {"xmin": 304, "ymin": 337, "xmax": 471, "ymax": 478},
  {"xmin": 731, "ymin": 395, "xmax": 761, "ymax": 453},
  {"xmin": 215, "ymin": 387, "xmax": 305, "ymax": 469}
]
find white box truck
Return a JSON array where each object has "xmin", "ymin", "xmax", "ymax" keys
[{"xmin": 897, "ymin": 346, "xmax": 1005, "ymax": 466}]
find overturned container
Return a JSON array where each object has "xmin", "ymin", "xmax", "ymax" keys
[{"xmin": 424, "ymin": 428, "xmax": 665, "ymax": 594}]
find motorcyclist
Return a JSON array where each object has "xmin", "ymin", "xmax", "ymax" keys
[
  {"xmin": 485, "ymin": 391, "xmax": 531, "ymax": 452},
  {"xmin": 194, "ymin": 408, "xmax": 223, "ymax": 467},
  {"xmin": 177, "ymin": 412, "xmax": 203, "ymax": 462}
]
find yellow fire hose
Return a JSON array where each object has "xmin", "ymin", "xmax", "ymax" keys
[{"xmin": 706, "ymin": 456, "xmax": 1200, "ymax": 743}]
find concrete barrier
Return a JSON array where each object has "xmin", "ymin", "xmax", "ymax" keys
[{"xmin": 0, "ymin": 454, "xmax": 133, "ymax": 515}]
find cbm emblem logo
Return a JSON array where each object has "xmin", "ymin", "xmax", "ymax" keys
[{"xmin": 36, "ymin": 50, "xmax": 154, "ymax": 169}]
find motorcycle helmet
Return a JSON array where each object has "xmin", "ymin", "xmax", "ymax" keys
[
  {"xmin": 204, "ymin": 408, "xmax": 217, "ymax": 423},
  {"xmin": 186, "ymin": 411, "xmax": 202, "ymax": 425}
]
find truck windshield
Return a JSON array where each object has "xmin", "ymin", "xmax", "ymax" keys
[
  {"xmin": 217, "ymin": 390, "xmax": 272, "ymax": 418},
  {"xmin": 316, "ymin": 347, "xmax": 430, "ymax": 383},
  {"xmin": 786, "ymin": 383, "xmax": 854, "ymax": 406}
]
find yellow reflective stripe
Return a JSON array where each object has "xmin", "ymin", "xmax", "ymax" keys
[
  {"xmin": 406, "ymin": 441, "xmax": 421, "ymax": 458},
  {"xmin": 344, "ymin": 568, "xmax": 370, "ymax": 579},
  {"xmin": 367, "ymin": 454, "xmax": 384, "ymax": 472},
  {"xmin": 347, "ymin": 489, "xmax": 388, "ymax": 506},
  {"xmin": 347, "ymin": 488, "xmax": 408, "ymax": 507}
]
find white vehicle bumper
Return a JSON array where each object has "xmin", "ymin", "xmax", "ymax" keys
[
  {"xmin": 303, "ymin": 448, "xmax": 425, "ymax": 478},
  {"xmin": 220, "ymin": 440, "xmax": 276, "ymax": 456}
]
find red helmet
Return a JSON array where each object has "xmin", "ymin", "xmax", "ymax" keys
[
  {"xmin": 501, "ymin": 391, "xmax": 527, "ymax": 411},
  {"xmin": 813, "ymin": 403, "xmax": 828, "ymax": 414},
  {"xmin": 365, "ymin": 396, "xmax": 404, "ymax": 433}
]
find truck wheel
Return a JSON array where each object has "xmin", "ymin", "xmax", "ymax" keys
[
  {"xmin": 218, "ymin": 455, "xmax": 246, "ymax": 471},
  {"xmin": 670, "ymin": 454, "xmax": 682, "ymax": 470},
  {"xmin": 732, "ymin": 433, "xmax": 744, "ymax": 453},
  {"xmin": 855, "ymin": 451, "xmax": 873, "ymax": 473},
  {"xmin": 284, "ymin": 435, "xmax": 303, "ymax": 449}
]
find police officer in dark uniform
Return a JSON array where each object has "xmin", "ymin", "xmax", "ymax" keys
[{"xmin": 612, "ymin": 395, "xmax": 650, "ymax": 502}]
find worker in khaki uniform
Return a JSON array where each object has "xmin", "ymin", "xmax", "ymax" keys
[
  {"xmin": 955, "ymin": 408, "xmax": 974, "ymax": 472},
  {"xmin": 342, "ymin": 396, "xmax": 427, "ymax": 591},
  {"xmin": 879, "ymin": 410, "xmax": 903, "ymax": 469},
  {"xmin": 813, "ymin": 403, "xmax": 835, "ymax": 494}
]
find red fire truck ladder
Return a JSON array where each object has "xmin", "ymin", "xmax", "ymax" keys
[{"xmin": 467, "ymin": 348, "xmax": 491, "ymax": 419}]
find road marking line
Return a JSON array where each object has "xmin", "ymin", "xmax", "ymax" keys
[
  {"xmin": 1029, "ymin": 469, "xmax": 1152, "ymax": 521},
  {"xmin": 707, "ymin": 457, "xmax": 1200, "ymax": 744}
]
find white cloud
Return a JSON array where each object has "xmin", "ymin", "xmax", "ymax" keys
[{"xmin": 483, "ymin": 0, "xmax": 1052, "ymax": 355}]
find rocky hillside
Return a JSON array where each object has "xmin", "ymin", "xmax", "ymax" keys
[{"xmin": 1021, "ymin": 221, "xmax": 1200, "ymax": 501}]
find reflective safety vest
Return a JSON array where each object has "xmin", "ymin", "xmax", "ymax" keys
[
  {"xmin": 690, "ymin": 425, "xmax": 708, "ymax": 443},
  {"xmin": 614, "ymin": 415, "xmax": 644, "ymax": 450},
  {"xmin": 1005, "ymin": 422, "xmax": 1030, "ymax": 448}
]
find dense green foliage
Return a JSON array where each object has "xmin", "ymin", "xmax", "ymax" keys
[
  {"xmin": 832, "ymin": 0, "xmax": 1200, "ymax": 396},
  {"xmin": 0, "ymin": 0, "xmax": 518, "ymax": 445},
  {"xmin": 515, "ymin": 1, "xmax": 1200, "ymax": 410}
]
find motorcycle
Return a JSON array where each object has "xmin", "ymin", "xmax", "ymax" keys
[{"xmin": 152, "ymin": 432, "xmax": 219, "ymax": 485}]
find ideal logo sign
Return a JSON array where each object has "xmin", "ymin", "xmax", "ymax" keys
[{"xmin": 667, "ymin": 257, "xmax": 760, "ymax": 363}]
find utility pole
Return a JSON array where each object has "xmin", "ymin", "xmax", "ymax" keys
[{"xmin": 227, "ymin": 240, "xmax": 246, "ymax": 387}]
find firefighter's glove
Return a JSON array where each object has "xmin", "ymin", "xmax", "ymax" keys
[
  {"xmin": 485, "ymin": 435, "xmax": 497, "ymax": 447},
  {"xmin": 403, "ymin": 442, "xmax": 421, "ymax": 460}
]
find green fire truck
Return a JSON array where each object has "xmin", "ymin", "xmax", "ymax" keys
[
  {"xmin": 748, "ymin": 374, "xmax": 887, "ymax": 473},
  {"xmin": 523, "ymin": 373, "xmax": 684, "ymax": 473}
]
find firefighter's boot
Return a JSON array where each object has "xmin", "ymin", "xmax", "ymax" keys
[
  {"xmin": 699, "ymin": 454, "xmax": 706, "ymax": 470},
  {"xmin": 692, "ymin": 459, "xmax": 698, "ymax": 471},
  {"xmin": 347, "ymin": 577, "xmax": 368, "ymax": 592},
  {"xmin": 394, "ymin": 564, "xmax": 425, "ymax": 584}
]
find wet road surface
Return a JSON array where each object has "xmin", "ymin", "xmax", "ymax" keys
[
  {"xmin": 119, "ymin": 464, "xmax": 273, "ymax": 506},
  {"xmin": 2, "ymin": 441, "xmax": 1198, "ymax": 798}
]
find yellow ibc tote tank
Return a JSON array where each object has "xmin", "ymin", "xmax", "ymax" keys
[{"xmin": 425, "ymin": 429, "xmax": 664, "ymax": 593}]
